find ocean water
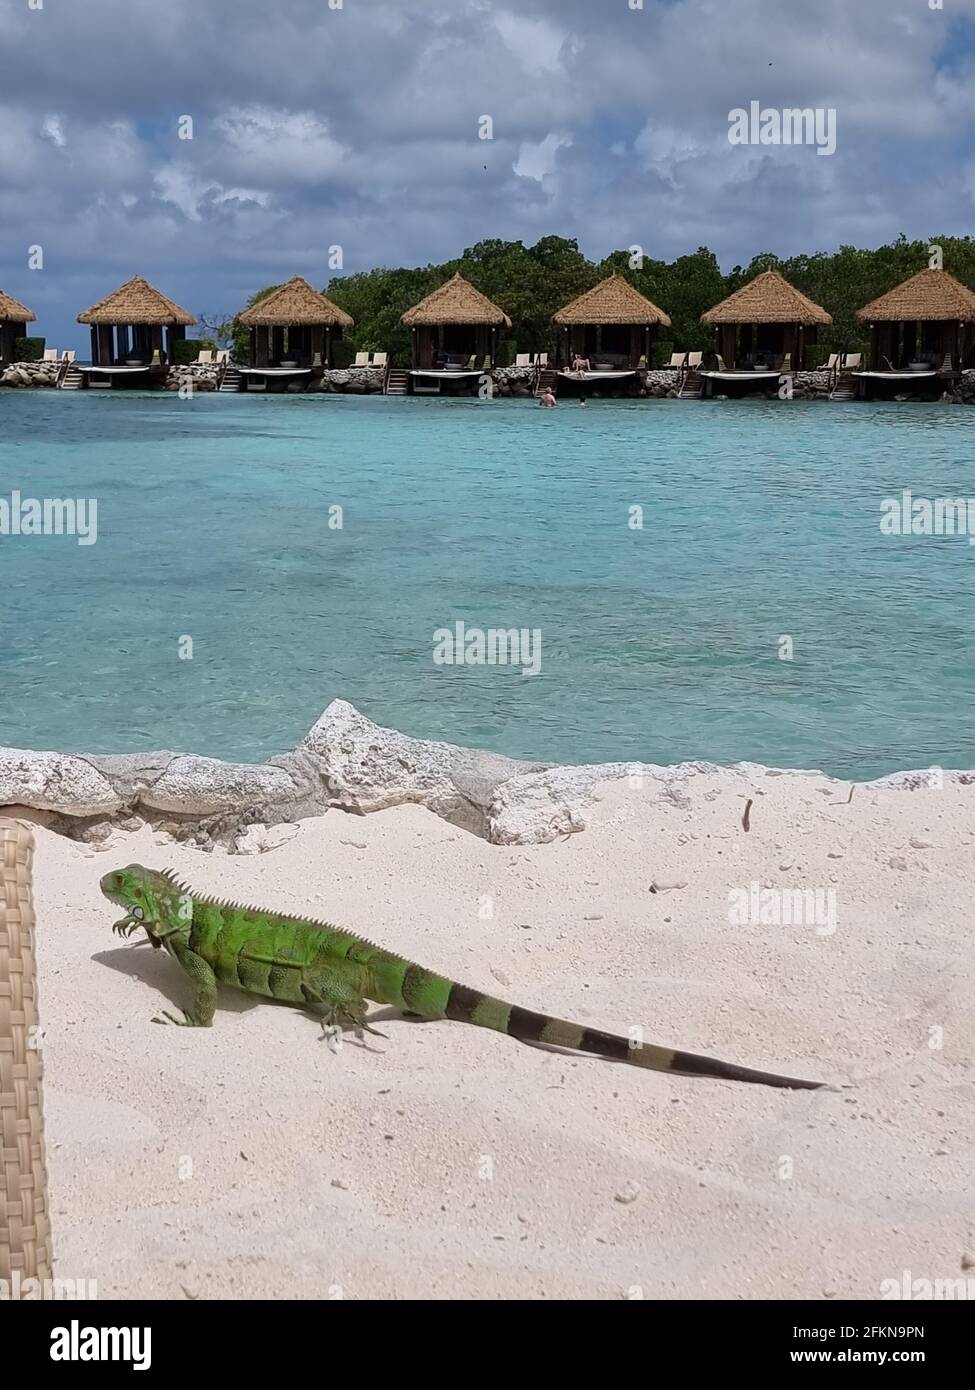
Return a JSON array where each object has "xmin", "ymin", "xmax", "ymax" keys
[{"xmin": 1, "ymin": 389, "xmax": 974, "ymax": 778}]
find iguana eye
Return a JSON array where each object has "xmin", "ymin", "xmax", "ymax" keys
[{"xmin": 132, "ymin": 906, "xmax": 145, "ymax": 921}]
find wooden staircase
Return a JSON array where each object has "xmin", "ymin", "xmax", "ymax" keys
[
  {"xmin": 385, "ymin": 368, "xmax": 409, "ymax": 395},
  {"xmin": 58, "ymin": 363, "xmax": 84, "ymax": 390},
  {"xmin": 537, "ymin": 367, "xmax": 558, "ymax": 393},
  {"xmin": 219, "ymin": 365, "xmax": 242, "ymax": 393},
  {"xmin": 830, "ymin": 371, "xmax": 856, "ymax": 401},
  {"xmin": 678, "ymin": 368, "xmax": 703, "ymax": 399}
]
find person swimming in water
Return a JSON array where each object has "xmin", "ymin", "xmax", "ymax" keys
[{"xmin": 538, "ymin": 387, "xmax": 557, "ymax": 407}]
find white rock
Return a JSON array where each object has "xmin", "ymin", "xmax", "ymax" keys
[{"xmin": 0, "ymin": 747, "xmax": 122, "ymax": 816}]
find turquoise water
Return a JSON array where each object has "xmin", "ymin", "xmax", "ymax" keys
[{"xmin": 1, "ymin": 390, "xmax": 974, "ymax": 777}]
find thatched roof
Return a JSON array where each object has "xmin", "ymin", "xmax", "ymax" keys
[
  {"xmin": 78, "ymin": 275, "xmax": 194, "ymax": 326},
  {"xmin": 0, "ymin": 289, "xmax": 36, "ymax": 324},
  {"xmin": 702, "ymin": 270, "xmax": 831, "ymax": 326},
  {"xmin": 237, "ymin": 276, "xmax": 353, "ymax": 328},
  {"xmin": 553, "ymin": 274, "xmax": 671, "ymax": 327},
  {"xmin": 401, "ymin": 273, "xmax": 511, "ymax": 327},
  {"xmin": 856, "ymin": 268, "xmax": 975, "ymax": 323}
]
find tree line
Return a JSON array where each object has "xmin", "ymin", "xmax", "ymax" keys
[{"xmin": 214, "ymin": 234, "xmax": 975, "ymax": 368}]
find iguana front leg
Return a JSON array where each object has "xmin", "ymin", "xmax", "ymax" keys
[
  {"xmin": 152, "ymin": 945, "xmax": 217, "ymax": 1028},
  {"xmin": 112, "ymin": 915, "xmax": 141, "ymax": 938},
  {"xmin": 319, "ymin": 1001, "xmax": 387, "ymax": 1042}
]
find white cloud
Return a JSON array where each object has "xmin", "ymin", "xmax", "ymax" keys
[{"xmin": 513, "ymin": 132, "xmax": 572, "ymax": 183}]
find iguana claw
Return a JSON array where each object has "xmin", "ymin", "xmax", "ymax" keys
[{"xmin": 152, "ymin": 1010, "xmax": 199, "ymax": 1027}]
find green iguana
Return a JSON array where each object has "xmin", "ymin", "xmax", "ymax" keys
[{"xmin": 101, "ymin": 864, "xmax": 823, "ymax": 1090}]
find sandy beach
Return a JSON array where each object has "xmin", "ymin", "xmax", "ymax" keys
[{"xmin": 23, "ymin": 766, "xmax": 972, "ymax": 1300}]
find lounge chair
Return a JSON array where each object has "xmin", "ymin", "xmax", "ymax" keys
[
  {"xmin": 353, "ymin": 351, "xmax": 370, "ymax": 367},
  {"xmin": 311, "ymin": 352, "xmax": 322, "ymax": 369},
  {"xmin": 515, "ymin": 353, "xmax": 531, "ymax": 368},
  {"xmin": 215, "ymin": 349, "xmax": 230, "ymax": 365},
  {"xmin": 195, "ymin": 349, "xmax": 213, "ymax": 365},
  {"xmin": 63, "ymin": 350, "xmax": 76, "ymax": 364},
  {"xmin": 372, "ymin": 352, "xmax": 387, "ymax": 369},
  {"xmin": 534, "ymin": 352, "xmax": 549, "ymax": 368},
  {"xmin": 482, "ymin": 356, "xmax": 492, "ymax": 370},
  {"xmin": 715, "ymin": 354, "xmax": 728, "ymax": 372},
  {"xmin": 818, "ymin": 352, "xmax": 839, "ymax": 374},
  {"xmin": 43, "ymin": 349, "xmax": 58, "ymax": 363},
  {"xmin": 842, "ymin": 353, "xmax": 862, "ymax": 371},
  {"xmin": 667, "ymin": 352, "xmax": 688, "ymax": 370},
  {"xmin": 686, "ymin": 351, "xmax": 703, "ymax": 370},
  {"xmin": 150, "ymin": 349, "xmax": 161, "ymax": 366},
  {"xmin": 637, "ymin": 355, "xmax": 647, "ymax": 370},
  {"xmin": 781, "ymin": 352, "xmax": 792, "ymax": 372}
]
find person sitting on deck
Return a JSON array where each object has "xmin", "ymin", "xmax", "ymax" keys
[{"xmin": 571, "ymin": 353, "xmax": 590, "ymax": 377}]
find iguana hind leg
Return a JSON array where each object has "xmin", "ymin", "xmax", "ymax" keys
[{"xmin": 152, "ymin": 946, "xmax": 217, "ymax": 1028}]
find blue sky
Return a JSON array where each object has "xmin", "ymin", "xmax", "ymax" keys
[{"xmin": 2, "ymin": 0, "xmax": 975, "ymax": 351}]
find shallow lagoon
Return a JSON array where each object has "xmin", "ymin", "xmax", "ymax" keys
[{"xmin": 2, "ymin": 389, "xmax": 973, "ymax": 778}]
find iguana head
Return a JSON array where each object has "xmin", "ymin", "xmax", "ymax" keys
[{"xmin": 100, "ymin": 864, "xmax": 192, "ymax": 942}]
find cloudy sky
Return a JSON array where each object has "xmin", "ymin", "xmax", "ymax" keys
[{"xmin": 3, "ymin": 0, "xmax": 975, "ymax": 350}]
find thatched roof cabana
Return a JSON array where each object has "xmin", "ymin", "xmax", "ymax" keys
[
  {"xmin": 78, "ymin": 275, "xmax": 194, "ymax": 369},
  {"xmin": 553, "ymin": 274, "xmax": 670, "ymax": 368},
  {"xmin": 0, "ymin": 289, "xmax": 36, "ymax": 363},
  {"xmin": 856, "ymin": 268, "xmax": 975, "ymax": 370},
  {"xmin": 401, "ymin": 273, "xmax": 511, "ymax": 370},
  {"xmin": 702, "ymin": 270, "xmax": 830, "ymax": 370},
  {"xmin": 238, "ymin": 276, "xmax": 353, "ymax": 369}
]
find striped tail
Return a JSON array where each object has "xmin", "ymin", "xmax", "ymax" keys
[{"xmin": 379, "ymin": 960, "xmax": 824, "ymax": 1090}]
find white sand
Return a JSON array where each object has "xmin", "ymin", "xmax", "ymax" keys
[{"xmin": 28, "ymin": 769, "xmax": 974, "ymax": 1299}]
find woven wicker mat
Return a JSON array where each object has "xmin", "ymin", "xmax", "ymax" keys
[{"xmin": 0, "ymin": 820, "xmax": 53, "ymax": 1283}]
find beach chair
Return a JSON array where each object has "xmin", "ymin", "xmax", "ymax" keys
[
  {"xmin": 715, "ymin": 354, "xmax": 728, "ymax": 372},
  {"xmin": 311, "ymin": 352, "xmax": 322, "ymax": 369},
  {"xmin": 372, "ymin": 352, "xmax": 387, "ymax": 369},
  {"xmin": 353, "ymin": 351, "xmax": 370, "ymax": 367},
  {"xmin": 63, "ymin": 350, "xmax": 75, "ymax": 364},
  {"xmin": 43, "ymin": 349, "xmax": 58, "ymax": 363},
  {"xmin": 818, "ymin": 352, "xmax": 839, "ymax": 374},
  {"xmin": 195, "ymin": 349, "xmax": 213, "ymax": 365},
  {"xmin": 666, "ymin": 352, "xmax": 688, "ymax": 371},
  {"xmin": 150, "ymin": 348, "xmax": 161, "ymax": 366},
  {"xmin": 215, "ymin": 349, "xmax": 230, "ymax": 365},
  {"xmin": 637, "ymin": 354, "xmax": 647, "ymax": 370},
  {"xmin": 482, "ymin": 356, "xmax": 492, "ymax": 370},
  {"xmin": 536, "ymin": 352, "xmax": 548, "ymax": 367},
  {"xmin": 781, "ymin": 352, "xmax": 792, "ymax": 372},
  {"xmin": 515, "ymin": 353, "xmax": 531, "ymax": 368},
  {"xmin": 687, "ymin": 351, "xmax": 703, "ymax": 370},
  {"xmin": 842, "ymin": 353, "xmax": 862, "ymax": 371}
]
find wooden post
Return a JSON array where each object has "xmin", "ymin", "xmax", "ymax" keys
[{"xmin": 0, "ymin": 821, "xmax": 54, "ymax": 1293}]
